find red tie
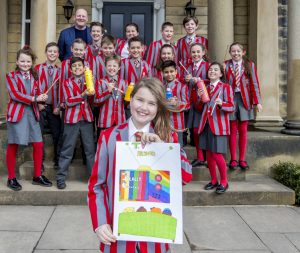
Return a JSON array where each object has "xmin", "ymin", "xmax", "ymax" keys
[
  {"xmin": 48, "ymin": 65, "xmax": 54, "ymax": 76},
  {"xmin": 134, "ymin": 131, "xmax": 143, "ymax": 142},
  {"xmin": 134, "ymin": 59, "xmax": 140, "ymax": 68},
  {"xmin": 235, "ymin": 63, "xmax": 240, "ymax": 88},
  {"xmin": 23, "ymin": 72, "xmax": 30, "ymax": 80}
]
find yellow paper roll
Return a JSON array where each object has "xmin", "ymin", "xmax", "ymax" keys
[
  {"xmin": 84, "ymin": 67, "xmax": 95, "ymax": 93},
  {"xmin": 124, "ymin": 82, "xmax": 134, "ymax": 102}
]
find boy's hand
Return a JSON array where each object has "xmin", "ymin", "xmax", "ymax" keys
[
  {"xmin": 53, "ymin": 108, "xmax": 60, "ymax": 115},
  {"xmin": 185, "ymin": 74, "xmax": 192, "ymax": 82},
  {"xmin": 107, "ymin": 83, "xmax": 115, "ymax": 93},
  {"xmin": 95, "ymin": 224, "xmax": 117, "ymax": 245},
  {"xmin": 168, "ymin": 97, "xmax": 178, "ymax": 106}
]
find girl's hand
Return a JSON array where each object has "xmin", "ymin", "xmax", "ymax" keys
[
  {"xmin": 215, "ymin": 98, "xmax": 222, "ymax": 106},
  {"xmin": 38, "ymin": 104, "xmax": 45, "ymax": 111},
  {"xmin": 95, "ymin": 224, "xmax": 117, "ymax": 245},
  {"xmin": 185, "ymin": 74, "xmax": 192, "ymax": 82},
  {"xmin": 192, "ymin": 77, "xmax": 198, "ymax": 83},
  {"xmin": 256, "ymin": 104, "xmax": 263, "ymax": 112},
  {"xmin": 36, "ymin": 94, "xmax": 48, "ymax": 102},
  {"xmin": 141, "ymin": 133, "xmax": 162, "ymax": 147},
  {"xmin": 53, "ymin": 108, "xmax": 60, "ymax": 115}
]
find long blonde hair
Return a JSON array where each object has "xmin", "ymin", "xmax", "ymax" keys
[{"xmin": 131, "ymin": 78, "xmax": 172, "ymax": 142}]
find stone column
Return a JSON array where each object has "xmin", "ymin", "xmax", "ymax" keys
[
  {"xmin": 30, "ymin": 0, "xmax": 56, "ymax": 64},
  {"xmin": 92, "ymin": 0, "xmax": 103, "ymax": 22},
  {"xmin": 0, "ymin": 0, "xmax": 8, "ymax": 117},
  {"xmin": 208, "ymin": 0, "xmax": 234, "ymax": 62},
  {"xmin": 249, "ymin": 0, "xmax": 283, "ymax": 126},
  {"xmin": 282, "ymin": 0, "xmax": 300, "ymax": 135}
]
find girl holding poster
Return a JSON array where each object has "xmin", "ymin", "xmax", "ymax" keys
[{"xmin": 88, "ymin": 77, "xmax": 192, "ymax": 253}]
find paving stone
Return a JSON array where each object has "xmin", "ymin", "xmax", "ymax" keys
[
  {"xmin": 170, "ymin": 232, "xmax": 192, "ymax": 253},
  {"xmin": 193, "ymin": 251, "xmax": 270, "ymax": 253},
  {"xmin": 36, "ymin": 206, "xmax": 98, "ymax": 250},
  {"xmin": 234, "ymin": 206, "xmax": 300, "ymax": 233},
  {"xmin": 183, "ymin": 207, "xmax": 266, "ymax": 251},
  {"xmin": 0, "ymin": 231, "xmax": 41, "ymax": 253},
  {"xmin": 285, "ymin": 233, "xmax": 300, "ymax": 251},
  {"xmin": 0, "ymin": 206, "xmax": 54, "ymax": 231},
  {"xmin": 35, "ymin": 251, "xmax": 99, "ymax": 253},
  {"xmin": 257, "ymin": 232, "xmax": 299, "ymax": 253}
]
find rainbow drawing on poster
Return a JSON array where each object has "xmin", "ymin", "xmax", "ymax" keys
[{"xmin": 119, "ymin": 169, "xmax": 170, "ymax": 203}]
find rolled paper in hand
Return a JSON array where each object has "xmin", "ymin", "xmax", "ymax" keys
[
  {"xmin": 197, "ymin": 79, "xmax": 210, "ymax": 103},
  {"xmin": 84, "ymin": 67, "xmax": 95, "ymax": 93},
  {"xmin": 124, "ymin": 82, "xmax": 134, "ymax": 102}
]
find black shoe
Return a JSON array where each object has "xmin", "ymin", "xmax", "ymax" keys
[
  {"xmin": 229, "ymin": 160, "xmax": 239, "ymax": 170},
  {"xmin": 32, "ymin": 175, "xmax": 52, "ymax": 187},
  {"xmin": 57, "ymin": 180, "xmax": 66, "ymax": 190},
  {"xmin": 204, "ymin": 182, "xmax": 219, "ymax": 190},
  {"xmin": 239, "ymin": 160, "xmax": 249, "ymax": 170},
  {"xmin": 191, "ymin": 159, "xmax": 206, "ymax": 167},
  {"xmin": 7, "ymin": 178, "xmax": 22, "ymax": 191},
  {"xmin": 215, "ymin": 184, "xmax": 229, "ymax": 194}
]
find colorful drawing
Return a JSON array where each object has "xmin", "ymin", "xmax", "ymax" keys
[
  {"xmin": 119, "ymin": 169, "xmax": 170, "ymax": 203},
  {"xmin": 118, "ymin": 206, "xmax": 177, "ymax": 241}
]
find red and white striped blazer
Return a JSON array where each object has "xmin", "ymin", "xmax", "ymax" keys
[
  {"xmin": 63, "ymin": 77, "xmax": 94, "ymax": 124},
  {"xmin": 115, "ymin": 38, "xmax": 147, "ymax": 59},
  {"xmin": 224, "ymin": 59, "xmax": 262, "ymax": 110},
  {"xmin": 88, "ymin": 122, "xmax": 192, "ymax": 253},
  {"xmin": 176, "ymin": 35, "xmax": 208, "ymax": 67},
  {"xmin": 6, "ymin": 71, "xmax": 40, "ymax": 122},
  {"xmin": 196, "ymin": 81, "xmax": 234, "ymax": 135},
  {"xmin": 166, "ymin": 79, "xmax": 190, "ymax": 130},
  {"xmin": 94, "ymin": 76, "xmax": 127, "ymax": 128},
  {"xmin": 85, "ymin": 44, "xmax": 101, "ymax": 66},
  {"xmin": 119, "ymin": 58, "xmax": 152, "ymax": 84},
  {"xmin": 93, "ymin": 54, "xmax": 106, "ymax": 81},
  {"xmin": 35, "ymin": 63, "xmax": 61, "ymax": 108}
]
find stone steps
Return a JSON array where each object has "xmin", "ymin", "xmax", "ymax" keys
[{"xmin": 0, "ymin": 175, "xmax": 294, "ymax": 206}]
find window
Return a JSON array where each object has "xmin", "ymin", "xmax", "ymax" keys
[{"xmin": 21, "ymin": 0, "xmax": 31, "ymax": 46}]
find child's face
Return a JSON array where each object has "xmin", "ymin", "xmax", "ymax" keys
[
  {"xmin": 16, "ymin": 53, "xmax": 32, "ymax": 72},
  {"xmin": 129, "ymin": 41, "xmax": 143, "ymax": 59},
  {"xmin": 161, "ymin": 47, "xmax": 174, "ymax": 62},
  {"xmin": 184, "ymin": 19, "xmax": 198, "ymax": 36},
  {"xmin": 102, "ymin": 43, "xmax": 115, "ymax": 57},
  {"xmin": 71, "ymin": 61, "xmax": 85, "ymax": 77},
  {"xmin": 91, "ymin": 26, "xmax": 103, "ymax": 42},
  {"xmin": 126, "ymin": 25, "xmax": 139, "ymax": 40},
  {"xmin": 130, "ymin": 87, "xmax": 158, "ymax": 129},
  {"xmin": 71, "ymin": 43, "xmax": 86, "ymax": 58},
  {"xmin": 106, "ymin": 59, "xmax": 120, "ymax": 77},
  {"xmin": 191, "ymin": 45, "xmax": 205, "ymax": 62},
  {"xmin": 161, "ymin": 26, "xmax": 174, "ymax": 42},
  {"xmin": 45, "ymin": 46, "xmax": 59, "ymax": 63},
  {"xmin": 208, "ymin": 64, "xmax": 223, "ymax": 83},
  {"xmin": 230, "ymin": 44, "xmax": 245, "ymax": 62},
  {"xmin": 163, "ymin": 66, "xmax": 177, "ymax": 83}
]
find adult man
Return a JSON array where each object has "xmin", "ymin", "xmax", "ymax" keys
[{"xmin": 58, "ymin": 8, "xmax": 92, "ymax": 61}]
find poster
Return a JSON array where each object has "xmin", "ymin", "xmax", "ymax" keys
[{"xmin": 113, "ymin": 141, "xmax": 183, "ymax": 244}]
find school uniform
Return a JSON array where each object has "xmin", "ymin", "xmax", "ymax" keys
[
  {"xmin": 6, "ymin": 71, "xmax": 42, "ymax": 145},
  {"xmin": 146, "ymin": 40, "xmax": 177, "ymax": 68},
  {"xmin": 224, "ymin": 59, "xmax": 262, "ymax": 121},
  {"xmin": 120, "ymin": 58, "xmax": 152, "ymax": 84},
  {"xmin": 35, "ymin": 63, "xmax": 61, "ymax": 165},
  {"xmin": 86, "ymin": 44, "xmax": 101, "ymax": 65},
  {"xmin": 93, "ymin": 53, "xmax": 106, "ymax": 81},
  {"xmin": 88, "ymin": 120, "xmax": 192, "ymax": 253},
  {"xmin": 56, "ymin": 76, "xmax": 95, "ymax": 183},
  {"xmin": 116, "ymin": 38, "xmax": 147, "ymax": 59},
  {"xmin": 94, "ymin": 76, "xmax": 127, "ymax": 137},
  {"xmin": 176, "ymin": 35, "xmax": 208, "ymax": 67}
]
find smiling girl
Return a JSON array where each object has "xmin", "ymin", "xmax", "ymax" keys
[{"xmin": 88, "ymin": 77, "xmax": 192, "ymax": 253}]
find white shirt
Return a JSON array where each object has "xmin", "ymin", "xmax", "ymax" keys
[
  {"xmin": 233, "ymin": 60, "xmax": 242, "ymax": 74},
  {"xmin": 193, "ymin": 59, "xmax": 203, "ymax": 70},
  {"xmin": 128, "ymin": 117, "xmax": 150, "ymax": 142},
  {"xmin": 210, "ymin": 79, "xmax": 220, "ymax": 93}
]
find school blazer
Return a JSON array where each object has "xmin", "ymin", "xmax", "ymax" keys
[
  {"xmin": 93, "ymin": 54, "xmax": 106, "ymax": 81},
  {"xmin": 197, "ymin": 81, "xmax": 234, "ymax": 136},
  {"xmin": 224, "ymin": 59, "xmax": 262, "ymax": 110},
  {"xmin": 85, "ymin": 44, "xmax": 101, "ymax": 66},
  {"xmin": 176, "ymin": 35, "xmax": 208, "ymax": 66},
  {"xmin": 94, "ymin": 77, "xmax": 127, "ymax": 128},
  {"xmin": 88, "ymin": 122, "xmax": 192, "ymax": 253},
  {"xmin": 6, "ymin": 71, "xmax": 40, "ymax": 123},
  {"xmin": 119, "ymin": 58, "xmax": 152, "ymax": 84},
  {"xmin": 63, "ymin": 77, "xmax": 94, "ymax": 124},
  {"xmin": 115, "ymin": 38, "xmax": 147, "ymax": 59},
  {"xmin": 35, "ymin": 63, "xmax": 61, "ymax": 108}
]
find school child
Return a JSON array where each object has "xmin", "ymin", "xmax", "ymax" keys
[
  {"xmin": 94, "ymin": 55, "xmax": 127, "ymax": 139},
  {"xmin": 115, "ymin": 23, "xmax": 146, "ymax": 59},
  {"xmin": 35, "ymin": 42, "xmax": 61, "ymax": 169},
  {"xmin": 196, "ymin": 62, "xmax": 234, "ymax": 194},
  {"xmin": 146, "ymin": 22, "xmax": 176, "ymax": 68},
  {"xmin": 56, "ymin": 57, "xmax": 95, "ymax": 189},
  {"xmin": 177, "ymin": 16, "xmax": 208, "ymax": 67},
  {"xmin": 224, "ymin": 42, "xmax": 262, "ymax": 170},
  {"xmin": 88, "ymin": 77, "xmax": 192, "ymax": 253},
  {"xmin": 153, "ymin": 44, "xmax": 176, "ymax": 82},
  {"xmin": 6, "ymin": 46, "xmax": 52, "ymax": 191},
  {"xmin": 119, "ymin": 36, "xmax": 152, "ymax": 84},
  {"xmin": 162, "ymin": 60, "xmax": 190, "ymax": 147},
  {"xmin": 183, "ymin": 42, "xmax": 209, "ymax": 167},
  {"xmin": 85, "ymin": 21, "xmax": 105, "ymax": 65}
]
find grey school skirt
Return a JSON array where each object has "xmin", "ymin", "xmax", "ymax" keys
[
  {"xmin": 199, "ymin": 123, "xmax": 228, "ymax": 154},
  {"xmin": 7, "ymin": 106, "xmax": 42, "ymax": 145},
  {"xmin": 230, "ymin": 92, "xmax": 254, "ymax": 121}
]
